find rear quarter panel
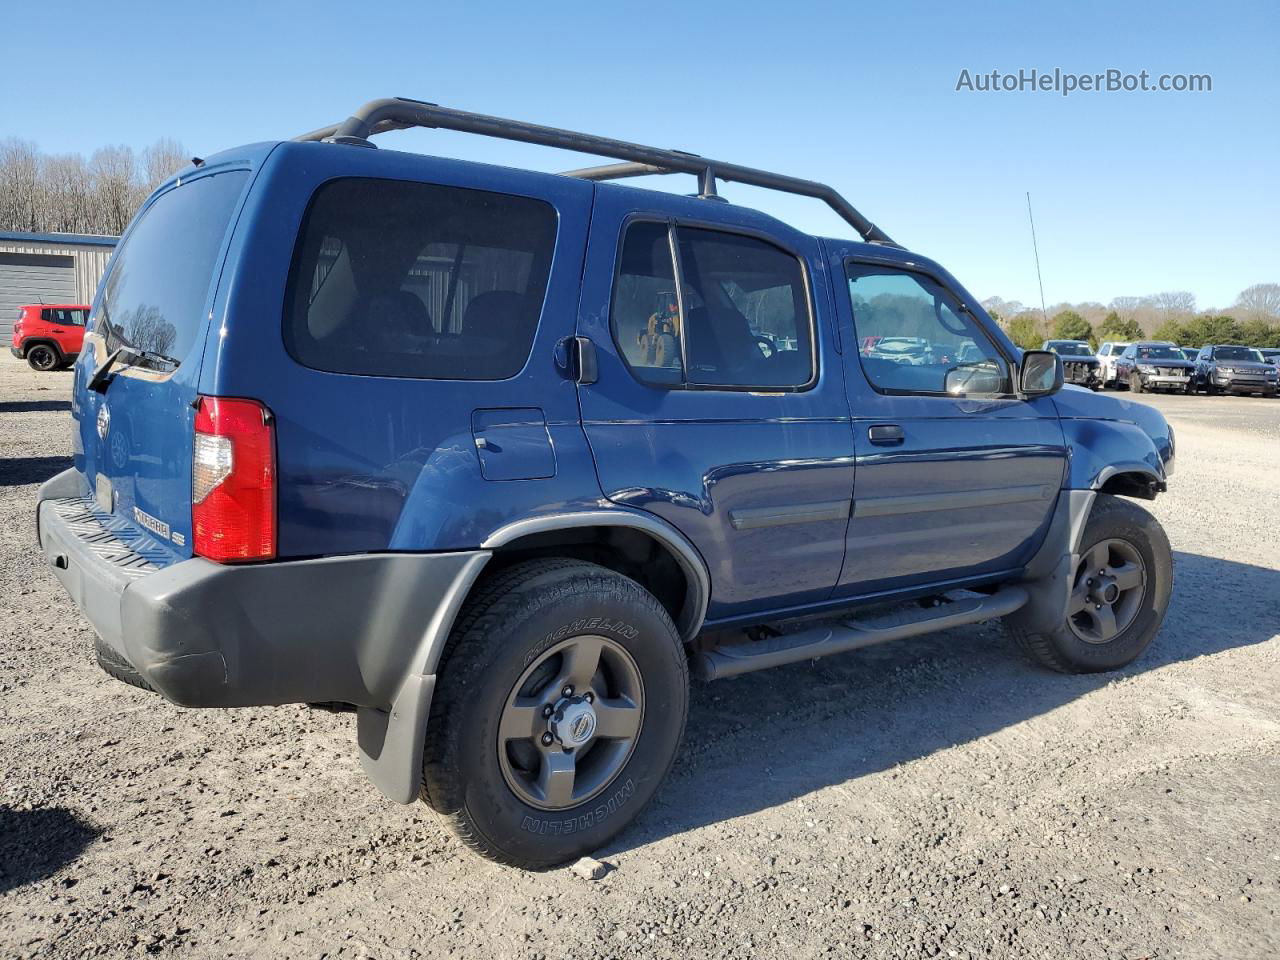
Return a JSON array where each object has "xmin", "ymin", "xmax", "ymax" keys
[{"xmin": 202, "ymin": 143, "xmax": 604, "ymax": 557}]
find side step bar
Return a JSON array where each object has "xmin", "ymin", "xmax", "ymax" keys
[{"xmin": 693, "ymin": 586, "xmax": 1029, "ymax": 680}]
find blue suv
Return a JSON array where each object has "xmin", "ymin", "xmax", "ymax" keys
[{"xmin": 37, "ymin": 98, "xmax": 1174, "ymax": 867}]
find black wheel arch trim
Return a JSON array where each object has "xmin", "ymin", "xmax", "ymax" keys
[{"xmin": 481, "ymin": 509, "xmax": 711, "ymax": 643}]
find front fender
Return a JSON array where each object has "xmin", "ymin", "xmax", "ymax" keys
[{"xmin": 1052, "ymin": 389, "xmax": 1174, "ymax": 489}]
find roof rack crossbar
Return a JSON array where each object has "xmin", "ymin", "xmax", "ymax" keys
[{"xmin": 294, "ymin": 98, "xmax": 894, "ymax": 245}]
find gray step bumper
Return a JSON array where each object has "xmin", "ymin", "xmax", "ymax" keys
[
  {"xmin": 38, "ymin": 468, "xmax": 493, "ymax": 803},
  {"xmin": 37, "ymin": 470, "xmax": 487, "ymax": 712}
]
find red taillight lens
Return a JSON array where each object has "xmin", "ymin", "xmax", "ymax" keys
[{"xmin": 192, "ymin": 396, "xmax": 276, "ymax": 562}]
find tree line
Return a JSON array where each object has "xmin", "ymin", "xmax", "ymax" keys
[
  {"xmin": 986, "ymin": 285, "xmax": 1280, "ymax": 351},
  {"xmin": 0, "ymin": 137, "xmax": 189, "ymax": 236}
]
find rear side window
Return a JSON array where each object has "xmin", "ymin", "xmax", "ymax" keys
[
  {"xmin": 284, "ymin": 178, "xmax": 557, "ymax": 380},
  {"xmin": 97, "ymin": 170, "xmax": 248, "ymax": 367},
  {"xmin": 51, "ymin": 308, "xmax": 87, "ymax": 326},
  {"xmin": 612, "ymin": 222, "xmax": 814, "ymax": 390}
]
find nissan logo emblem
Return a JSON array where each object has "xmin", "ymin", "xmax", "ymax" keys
[{"xmin": 96, "ymin": 403, "xmax": 111, "ymax": 441}]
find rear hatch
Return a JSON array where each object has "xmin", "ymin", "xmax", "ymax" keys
[{"xmin": 74, "ymin": 163, "xmax": 253, "ymax": 563}]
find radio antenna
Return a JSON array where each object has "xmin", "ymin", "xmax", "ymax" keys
[{"xmin": 1026, "ymin": 191, "xmax": 1048, "ymax": 327}]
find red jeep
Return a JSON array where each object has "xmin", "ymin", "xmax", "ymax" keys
[{"xmin": 9, "ymin": 304, "xmax": 89, "ymax": 371}]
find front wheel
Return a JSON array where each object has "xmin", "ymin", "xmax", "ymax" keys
[
  {"xmin": 421, "ymin": 559, "xmax": 688, "ymax": 868},
  {"xmin": 1009, "ymin": 494, "xmax": 1172, "ymax": 673},
  {"xmin": 1128, "ymin": 373, "xmax": 1144, "ymax": 394}
]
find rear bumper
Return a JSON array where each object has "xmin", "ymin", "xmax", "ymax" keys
[
  {"xmin": 10, "ymin": 346, "xmax": 22, "ymax": 359},
  {"xmin": 37, "ymin": 470, "xmax": 487, "ymax": 710}
]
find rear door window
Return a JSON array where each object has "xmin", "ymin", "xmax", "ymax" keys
[
  {"xmin": 284, "ymin": 178, "xmax": 557, "ymax": 381},
  {"xmin": 611, "ymin": 221, "xmax": 815, "ymax": 390},
  {"xmin": 97, "ymin": 170, "xmax": 248, "ymax": 367}
]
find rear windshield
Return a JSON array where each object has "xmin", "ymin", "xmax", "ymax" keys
[
  {"xmin": 96, "ymin": 170, "xmax": 248, "ymax": 368},
  {"xmin": 284, "ymin": 178, "xmax": 556, "ymax": 380}
]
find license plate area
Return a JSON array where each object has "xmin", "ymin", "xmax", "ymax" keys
[{"xmin": 94, "ymin": 474, "xmax": 114, "ymax": 514}]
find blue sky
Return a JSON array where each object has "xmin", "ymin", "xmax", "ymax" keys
[{"xmin": 2, "ymin": 0, "xmax": 1276, "ymax": 310}]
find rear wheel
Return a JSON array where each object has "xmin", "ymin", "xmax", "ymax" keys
[
  {"xmin": 422, "ymin": 559, "xmax": 688, "ymax": 868},
  {"xmin": 26, "ymin": 344, "xmax": 59, "ymax": 371},
  {"xmin": 1009, "ymin": 495, "xmax": 1171, "ymax": 673}
]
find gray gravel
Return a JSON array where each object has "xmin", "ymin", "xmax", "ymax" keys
[{"xmin": 2, "ymin": 358, "xmax": 1278, "ymax": 959}]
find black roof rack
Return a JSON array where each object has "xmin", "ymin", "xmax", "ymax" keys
[{"xmin": 295, "ymin": 98, "xmax": 895, "ymax": 246}]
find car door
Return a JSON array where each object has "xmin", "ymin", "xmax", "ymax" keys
[
  {"xmin": 575, "ymin": 188, "xmax": 855, "ymax": 623},
  {"xmin": 1194, "ymin": 346, "xmax": 1211, "ymax": 387},
  {"xmin": 828, "ymin": 249, "xmax": 1068, "ymax": 596}
]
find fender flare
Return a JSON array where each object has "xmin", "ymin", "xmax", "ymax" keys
[{"xmin": 481, "ymin": 508, "xmax": 710, "ymax": 642}]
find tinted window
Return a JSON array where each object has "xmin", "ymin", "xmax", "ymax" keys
[
  {"xmin": 678, "ymin": 228, "xmax": 813, "ymax": 388},
  {"xmin": 846, "ymin": 265, "xmax": 1009, "ymax": 395},
  {"xmin": 1048, "ymin": 341, "xmax": 1091, "ymax": 356},
  {"xmin": 51, "ymin": 308, "xmax": 87, "ymax": 326},
  {"xmin": 285, "ymin": 178, "xmax": 556, "ymax": 380},
  {"xmin": 97, "ymin": 170, "xmax": 248, "ymax": 367},
  {"xmin": 1213, "ymin": 346, "xmax": 1262, "ymax": 362},
  {"xmin": 610, "ymin": 222, "xmax": 814, "ymax": 390},
  {"xmin": 612, "ymin": 222, "xmax": 683, "ymax": 386},
  {"xmin": 1132, "ymin": 345, "xmax": 1182, "ymax": 360}
]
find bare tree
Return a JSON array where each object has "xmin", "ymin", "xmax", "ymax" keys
[
  {"xmin": 40, "ymin": 154, "xmax": 94, "ymax": 234},
  {"xmin": 1234, "ymin": 283, "xmax": 1280, "ymax": 324},
  {"xmin": 0, "ymin": 138, "xmax": 42, "ymax": 232},
  {"xmin": 141, "ymin": 138, "xmax": 189, "ymax": 191},
  {"xmin": 1108, "ymin": 296, "xmax": 1148, "ymax": 321},
  {"xmin": 0, "ymin": 137, "xmax": 187, "ymax": 235},
  {"xmin": 1150, "ymin": 291, "xmax": 1197, "ymax": 323},
  {"xmin": 89, "ymin": 146, "xmax": 141, "ymax": 235}
]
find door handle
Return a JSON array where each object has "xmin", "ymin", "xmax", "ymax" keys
[{"xmin": 868, "ymin": 424, "xmax": 904, "ymax": 445}]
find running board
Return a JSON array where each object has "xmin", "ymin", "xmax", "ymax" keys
[{"xmin": 693, "ymin": 586, "xmax": 1029, "ymax": 680}]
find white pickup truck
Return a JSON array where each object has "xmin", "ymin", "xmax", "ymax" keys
[{"xmin": 1096, "ymin": 341, "xmax": 1132, "ymax": 388}]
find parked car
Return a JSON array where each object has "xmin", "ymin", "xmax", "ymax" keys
[
  {"xmin": 1192, "ymin": 344, "xmax": 1279, "ymax": 396},
  {"xmin": 865, "ymin": 335, "xmax": 931, "ymax": 364},
  {"xmin": 1255, "ymin": 348, "xmax": 1280, "ymax": 371},
  {"xmin": 1120, "ymin": 342, "xmax": 1195, "ymax": 393},
  {"xmin": 36, "ymin": 97, "xmax": 1175, "ymax": 868},
  {"xmin": 1041, "ymin": 339, "xmax": 1101, "ymax": 390},
  {"xmin": 9, "ymin": 303, "xmax": 90, "ymax": 370},
  {"xmin": 1095, "ymin": 340, "xmax": 1131, "ymax": 388}
]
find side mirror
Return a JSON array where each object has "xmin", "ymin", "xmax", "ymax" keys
[
  {"xmin": 1019, "ymin": 350, "xmax": 1063, "ymax": 397},
  {"xmin": 944, "ymin": 362, "xmax": 1006, "ymax": 396}
]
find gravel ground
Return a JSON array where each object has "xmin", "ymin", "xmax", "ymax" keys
[{"xmin": 2, "ymin": 358, "xmax": 1278, "ymax": 960}]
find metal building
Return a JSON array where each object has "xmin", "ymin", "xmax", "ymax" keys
[{"xmin": 0, "ymin": 231, "xmax": 118, "ymax": 342}]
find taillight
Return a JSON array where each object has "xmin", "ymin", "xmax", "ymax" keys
[{"xmin": 192, "ymin": 396, "xmax": 276, "ymax": 562}]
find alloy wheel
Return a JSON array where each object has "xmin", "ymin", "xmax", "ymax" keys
[
  {"xmin": 1067, "ymin": 538, "xmax": 1147, "ymax": 644},
  {"xmin": 29, "ymin": 346, "xmax": 56, "ymax": 371},
  {"xmin": 497, "ymin": 634, "xmax": 644, "ymax": 810}
]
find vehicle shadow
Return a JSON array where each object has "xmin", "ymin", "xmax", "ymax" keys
[
  {"xmin": 0, "ymin": 805, "xmax": 100, "ymax": 893},
  {"xmin": 0, "ymin": 455, "xmax": 72, "ymax": 488},
  {"xmin": 0, "ymin": 400, "xmax": 71, "ymax": 413},
  {"xmin": 610, "ymin": 551, "xmax": 1279, "ymax": 855}
]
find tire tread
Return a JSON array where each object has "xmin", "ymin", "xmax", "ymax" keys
[{"xmin": 421, "ymin": 557, "xmax": 686, "ymax": 868}]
